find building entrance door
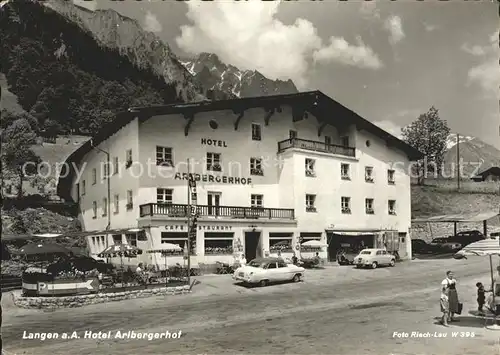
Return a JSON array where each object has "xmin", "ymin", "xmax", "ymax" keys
[{"xmin": 244, "ymin": 231, "xmax": 261, "ymax": 262}]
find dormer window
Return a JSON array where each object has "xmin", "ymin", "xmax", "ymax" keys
[
  {"xmin": 365, "ymin": 167, "xmax": 374, "ymax": 183},
  {"xmin": 305, "ymin": 158, "xmax": 316, "ymax": 177},
  {"xmin": 250, "ymin": 157, "xmax": 263, "ymax": 176},
  {"xmin": 207, "ymin": 152, "xmax": 221, "ymax": 171}
]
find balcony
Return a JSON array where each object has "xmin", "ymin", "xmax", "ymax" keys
[
  {"xmin": 139, "ymin": 203, "xmax": 295, "ymax": 220},
  {"xmin": 278, "ymin": 138, "xmax": 355, "ymax": 157}
]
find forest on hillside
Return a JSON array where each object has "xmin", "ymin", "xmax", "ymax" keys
[{"xmin": 0, "ymin": 1, "xmax": 184, "ymax": 135}]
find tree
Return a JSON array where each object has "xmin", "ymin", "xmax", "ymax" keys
[
  {"xmin": 1, "ymin": 119, "xmax": 42, "ymax": 198},
  {"xmin": 0, "ymin": 109, "xmax": 39, "ymax": 133},
  {"xmin": 401, "ymin": 106, "xmax": 451, "ymax": 184}
]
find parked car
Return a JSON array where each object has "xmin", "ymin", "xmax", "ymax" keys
[
  {"xmin": 232, "ymin": 257, "xmax": 305, "ymax": 287},
  {"xmin": 411, "ymin": 239, "xmax": 430, "ymax": 254},
  {"xmin": 353, "ymin": 249, "xmax": 396, "ymax": 269},
  {"xmin": 450, "ymin": 230, "xmax": 485, "ymax": 247},
  {"xmin": 441, "ymin": 240, "xmax": 463, "ymax": 251}
]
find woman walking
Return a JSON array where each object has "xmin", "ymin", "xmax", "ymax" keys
[{"xmin": 440, "ymin": 270, "xmax": 459, "ymax": 326}]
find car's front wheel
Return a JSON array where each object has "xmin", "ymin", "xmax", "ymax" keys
[
  {"xmin": 371, "ymin": 262, "xmax": 377, "ymax": 269},
  {"xmin": 292, "ymin": 274, "xmax": 301, "ymax": 282},
  {"xmin": 259, "ymin": 279, "xmax": 268, "ymax": 287}
]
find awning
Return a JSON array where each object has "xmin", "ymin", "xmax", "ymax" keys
[
  {"xmin": 412, "ymin": 211, "xmax": 499, "ymax": 224},
  {"xmin": 2, "ymin": 228, "xmax": 145, "ymax": 241},
  {"xmin": 325, "ymin": 228, "xmax": 395, "ymax": 235}
]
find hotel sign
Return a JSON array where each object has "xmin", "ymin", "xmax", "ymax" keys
[
  {"xmin": 164, "ymin": 225, "xmax": 233, "ymax": 231},
  {"xmin": 201, "ymin": 138, "xmax": 228, "ymax": 147},
  {"xmin": 174, "ymin": 173, "xmax": 252, "ymax": 185}
]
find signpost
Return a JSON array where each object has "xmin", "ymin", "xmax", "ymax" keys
[{"xmin": 186, "ymin": 159, "xmax": 198, "ymax": 286}]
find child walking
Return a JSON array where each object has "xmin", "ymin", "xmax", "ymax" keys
[{"xmin": 476, "ymin": 282, "xmax": 486, "ymax": 314}]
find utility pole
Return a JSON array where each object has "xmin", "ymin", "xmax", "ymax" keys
[
  {"xmin": 456, "ymin": 133, "xmax": 460, "ymax": 191},
  {"xmin": 186, "ymin": 159, "xmax": 198, "ymax": 286},
  {"xmin": 186, "ymin": 159, "xmax": 191, "ymax": 286}
]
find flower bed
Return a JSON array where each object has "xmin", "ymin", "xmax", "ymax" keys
[
  {"xmin": 205, "ymin": 246, "xmax": 233, "ymax": 255},
  {"xmin": 301, "ymin": 246, "xmax": 322, "ymax": 252},
  {"xmin": 13, "ymin": 284, "xmax": 192, "ymax": 309}
]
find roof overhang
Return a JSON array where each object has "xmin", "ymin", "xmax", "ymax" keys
[
  {"xmin": 412, "ymin": 211, "xmax": 499, "ymax": 224},
  {"xmin": 56, "ymin": 91, "xmax": 423, "ymax": 201}
]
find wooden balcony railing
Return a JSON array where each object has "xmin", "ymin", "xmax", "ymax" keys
[
  {"xmin": 278, "ymin": 138, "xmax": 355, "ymax": 157},
  {"xmin": 139, "ymin": 203, "xmax": 295, "ymax": 220}
]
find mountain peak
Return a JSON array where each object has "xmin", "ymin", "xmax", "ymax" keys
[{"xmin": 180, "ymin": 53, "xmax": 298, "ymax": 98}]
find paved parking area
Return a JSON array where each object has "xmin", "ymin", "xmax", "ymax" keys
[{"xmin": 3, "ymin": 257, "xmax": 499, "ymax": 355}]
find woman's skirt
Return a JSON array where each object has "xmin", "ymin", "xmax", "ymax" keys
[
  {"xmin": 440, "ymin": 297, "xmax": 449, "ymax": 313},
  {"xmin": 448, "ymin": 290, "xmax": 459, "ymax": 313}
]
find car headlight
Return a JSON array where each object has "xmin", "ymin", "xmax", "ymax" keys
[{"xmin": 249, "ymin": 272, "xmax": 253, "ymax": 275}]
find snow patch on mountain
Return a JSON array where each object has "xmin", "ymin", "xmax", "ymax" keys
[{"xmin": 446, "ymin": 134, "xmax": 474, "ymax": 150}]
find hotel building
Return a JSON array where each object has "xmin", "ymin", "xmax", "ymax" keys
[{"xmin": 56, "ymin": 91, "xmax": 422, "ymax": 268}]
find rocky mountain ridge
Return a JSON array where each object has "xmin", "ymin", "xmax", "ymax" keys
[{"xmin": 179, "ymin": 53, "xmax": 298, "ymax": 98}]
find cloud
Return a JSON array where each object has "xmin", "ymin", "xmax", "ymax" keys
[
  {"xmin": 73, "ymin": 0, "xmax": 97, "ymax": 11},
  {"xmin": 359, "ymin": 1, "xmax": 380, "ymax": 20},
  {"xmin": 143, "ymin": 11, "xmax": 162, "ymax": 33},
  {"xmin": 176, "ymin": 1, "xmax": 382, "ymax": 88},
  {"xmin": 466, "ymin": 31, "xmax": 500, "ymax": 96},
  {"xmin": 384, "ymin": 15, "xmax": 405, "ymax": 45},
  {"xmin": 423, "ymin": 22, "xmax": 437, "ymax": 32},
  {"xmin": 176, "ymin": 2, "xmax": 323, "ymax": 88},
  {"xmin": 313, "ymin": 36, "xmax": 383, "ymax": 70},
  {"xmin": 373, "ymin": 120, "xmax": 403, "ymax": 138},
  {"xmin": 461, "ymin": 43, "xmax": 486, "ymax": 56}
]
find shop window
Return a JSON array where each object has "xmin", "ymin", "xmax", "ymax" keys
[
  {"xmin": 126, "ymin": 233, "xmax": 137, "ymax": 247},
  {"xmin": 161, "ymin": 232, "xmax": 189, "ymax": 255},
  {"xmin": 112, "ymin": 234, "xmax": 122, "ymax": 245},
  {"xmin": 300, "ymin": 233, "xmax": 322, "ymax": 252},
  {"xmin": 204, "ymin": 232, "xmax": 234, "ymax": 255},
  {"xmin": 269, "ymin": 234, "xmax": 293, "ymax": 253}
]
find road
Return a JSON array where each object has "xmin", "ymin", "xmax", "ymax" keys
[{"xmin": 3, "ymin": 257, "xmax": 500, "ymax": 355}]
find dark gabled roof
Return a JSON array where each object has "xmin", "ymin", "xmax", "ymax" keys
[
  {"xmin": 478, "ymin": 166, "xmax": 500, "ymax": 176},
  {"xmin": 56, "ymin": 91, "xmax": 423, "ymax": 201}
]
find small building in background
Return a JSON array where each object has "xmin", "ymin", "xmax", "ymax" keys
[{"xmin": 471, "ymin": 166, "xmax": 500, "ymax": 182}]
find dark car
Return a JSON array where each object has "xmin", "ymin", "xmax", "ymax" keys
[
  {"xmin": 411, "ymin": 239, "xmax": 430, "ymax": 254},
  {"xmin": 449, "ymin": 230, "xmax": 485, "ymax": 247}
]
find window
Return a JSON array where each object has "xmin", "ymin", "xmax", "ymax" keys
[
  {"xmin": 250, "ymin": 157, "xmax": 263, "ymax": 176},
  {"xmin": 126, "ymin": 233, "xmax": 137, "ymax": 247},
  {"xmin": 341, "ymin": 197, "xmax": 351, "ymax": 214},
  {"xmin": 269, "ymin": 234, "xmax": 293, "ymax": 253},
  {"xmin": 252, "ymin": 123, "xmax": 261, "ymax": 141},
  {"xmin": 206, "ymin": 152, "xmax": 221, "ymax": 171},
  {"xmin": 126, "ymin": 149, "xmax": 133, "ymax": 168},
  {"xmin": 113, "ymin": 194, "xmax": 119, "ymax": 214},
  {"xmin": 251, "ymin": 194, "xmax": 263, "ymax": 208},
  {"xmin": 365, "ymin": 166, "xmax": 374, "ymax": 183},
  {"xmin": 156, "ymin": 146, "xmax": 173, "ymax": 166},
  {"xmin": 112, "ymin": 234, "xmax": 122, "ymax": 245},
  {"xmin": 103, "ymin": 163, "xmax": 109, "ymax": 179},
  {"xmin": 113, "ymin": 157, "xmax": 119, "ymax": 175},
  {"xmin": 341, "ymin": 163, "xmax": 350, "ymax": 180},
  {"xmin": 365, "ymin": 198, "xmax": 374, "ymax": 214},
  {"xmin": 388, "ymin": 169, "xmax": 395, "ymax": 184},
  {"xmin": 92, "ymin": 168, "xmax": 97, "ymax": 185},
  {"xmin": 161, "ymin": 232, "xmax": 190, "ymax": 255},
  {"xmin": 204, "ymin": 232, "xmax": 233, "ymax": 255},
  {"xmin": 305, "ymin": 158, "xmax": 316, "ymax": 177},
  {"xmin": 340, "ymin": 136, "xmax": 349, "ymax": 147},
  {"xmin": 325, "ymin": 136, "xmax": 332, "ymax": 145},
  {"xmin": 102, "ymin": 197, "xmax": 108, "ymax": 217},
  {"xmin": 126, "ymin": 190, "xmax": 133, "ymax": 210},
  {"xmin": 278, "ymin": 261, "xmax": 287, "ymax": 268},
  {"xmin": 81, "ymin": 180, "xmax": 86, "ymax": 196},
  {"xmin": 306, "ymin": 194, "xmax": 316, "ymax": 212},
  {"xmin": 92, "ymin": 201, "xmax": 97, "ymax": 219},
  {"xmin": 157, "ymin": 188, "xmax": 173, "ymax": 204},
  {"xmin": 289, "ymin": 130, "xmax": 297, "ymax": 139},
  {"xmin": 388, "ymin": 200, "xmax": 396, "ymax": 215},
  {"xmin": 267, "ymin": 262, "xmax": 277, "ymax": 269}
]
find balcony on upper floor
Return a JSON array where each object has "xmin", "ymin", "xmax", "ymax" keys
[
  {"xmin": 139, "ymin": 203, "xmax": 295, "ymax": 220},
  {"xmin": 278, "ymin": 138, "xmax": 356, "ymax": 158}
]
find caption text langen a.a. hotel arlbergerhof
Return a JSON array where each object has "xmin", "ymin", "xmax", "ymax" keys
[{"xmin": 22, "ymin": 330, "xmax": 182, "ymax": 341}]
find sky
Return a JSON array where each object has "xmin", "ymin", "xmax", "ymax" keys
[{"xmin": 74, "ymin": 0, "xmax": 499, "ymax": 149}]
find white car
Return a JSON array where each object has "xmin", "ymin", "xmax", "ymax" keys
[
  {"xmin": 354, "ymin": 248, "xmax": 396, "ymax": 269},
  {"xmin": 232, "ymin": 257, "xmax": 305, "ymax": 286}
]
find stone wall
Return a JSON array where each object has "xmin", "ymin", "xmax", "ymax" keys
[{"xmin": 14, "ymin": 285, "xmax": 191, "ymax": 309}]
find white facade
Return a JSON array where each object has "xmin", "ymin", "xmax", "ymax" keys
[{"xmin": 66, "ymin": 96, "xmax": 416, "ymax": 269}]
